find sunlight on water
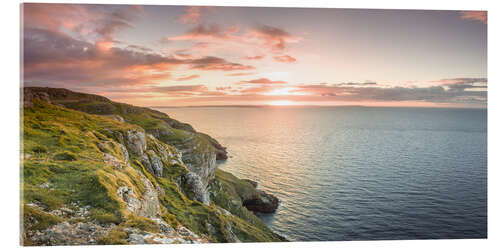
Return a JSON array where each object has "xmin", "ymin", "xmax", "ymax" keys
[{"xmin": 156, "ymin": 106, "xmax": 487, "ymax": 241}]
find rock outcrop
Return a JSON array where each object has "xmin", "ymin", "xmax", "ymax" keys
[
  {"xmin": 116, "ymin": 172, "xmax": 161, "ymax": 218},
  {"xmin": 178, "ymin": 172, "xmax": 210, "ymax": 205},
  {"xmin": 242, "ymin": 190, "xmax": 280, "ymax": 214},
  {"xmin": 125, "ymin": 130, "xmax": 147, "ymax": 156},
  {"xmin": 210, "ymin": 170, "xmax": 280, "ymax": 214}
]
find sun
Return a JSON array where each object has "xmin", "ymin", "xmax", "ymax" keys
[{"xmin": 268, "ymin": 100, "xmax": 294, "ymax": 106}]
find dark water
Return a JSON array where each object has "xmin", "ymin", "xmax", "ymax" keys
[{"xmin": 156, "ymin": 106, "xmax": 487, "ymax": 241}]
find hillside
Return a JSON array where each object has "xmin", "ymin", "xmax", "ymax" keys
[{"xmin": 21, "ymin": 87, "xmax": 284, "ymax": 245}]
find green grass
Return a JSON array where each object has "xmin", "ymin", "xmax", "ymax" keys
[{"xmin": 22, "ymin": 97, "xmax": 284, "ymax": 244}]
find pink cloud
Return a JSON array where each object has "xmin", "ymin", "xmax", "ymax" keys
[
  {"xmin": 227, "ymin": 72, "xmax": 255, "ymax": 77},
  {"xmin": 460, "ymin": 11, "xmax": 487, "ymax": 24},
  {"xmin": 189, "ymin": 56, "xmax": 254, "ymax": 71},
  {"xmin": 176, "ymin": 74, "xmax": 200, "ymax": 81},
  {"xmin": 239, "ymin": 78, "xmax": 287, "ymax": 84},
  {"xmin": 178, "ymin": 6, "xmax": 215, "ymax": 24},
  {"xmin": 245, "ymin": 55, "xmax": 265, "ymax": 60},
  {"xmin": 273, "ymin": 55, "xmax": 297, "ymax": 63},
  {"xmin": 245, "ymin": 25, "xmax": 302, "ymax": 53},
  {"xmin": 23, "ymin": 3, "xmax": 144, "ymax": 49},
  {"xmin": 23, "ymin": 28, "xmax": 254, "ymax": 89},
  {"xmin": 167, "ymin": 24, "xmax": 302, "ymax": 55}
]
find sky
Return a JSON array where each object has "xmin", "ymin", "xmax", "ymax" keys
[{"xmin": 22, "ymin": 3, "xmax": 487, "ymax": 107}]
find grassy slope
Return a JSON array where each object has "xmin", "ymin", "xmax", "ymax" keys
[
  {"xmin": 26, "ymin": 87, "xmax": 222, "ymax": 169},
  {"xmin": 22, "ymin": 100, "xmax": 283, "ymax": 244}
]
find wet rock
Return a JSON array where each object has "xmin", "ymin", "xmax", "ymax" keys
[{"xmin": 242, "ymin": 190, "xmax": 280, "ymax": 214}]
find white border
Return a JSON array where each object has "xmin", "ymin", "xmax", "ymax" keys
[{"xmin": 1, "ymin": 0, "xmax": 497, "ymax": 249}]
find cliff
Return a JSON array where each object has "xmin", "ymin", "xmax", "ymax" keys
[{"xmin": 21, "ymin": 87, "xmax": 284, "ymax": 245}]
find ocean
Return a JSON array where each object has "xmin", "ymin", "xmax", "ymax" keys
[{"xmin": 155, "ymin": 106, "xmax": 487, "ymax": 241}]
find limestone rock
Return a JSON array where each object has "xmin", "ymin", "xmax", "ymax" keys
[
  {"xmin": 23, "ymin": 88, "xmax": 51, "ymax": 107},
  {"xmin": 148, "ymin": 150, "xmax": 163, "ymax": 177},
  {"xmin": 141, "ymin": 154, "xmax": 153, "ymax": 174},
  {"xmin": 126, "ymin": 130, "xmax": 147, "ymax": 156},
  {"xmin": 103, "ymin": 153, "xmax": 124, "ymax": 169},
  {"xmin": 116, "ymin": 172, "xmax": 161, "ymax": 218},
  {"xmin": 179, "ymin": 172, "xmax": 210, "ymax": 205},
  {"xmin": 29, "ymin": 221, "xmax": 114, "ymax": 245},
  {"xmin": 116, "ymin": 143, "xmax": 129, "ymax": 166}
]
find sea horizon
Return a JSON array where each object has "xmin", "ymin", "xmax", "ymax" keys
[{"xmin": 150, "ymin": 104, "xmax": 488, "ymax": 110}]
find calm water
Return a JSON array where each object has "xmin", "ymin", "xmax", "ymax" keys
[{"xmin": 156, "ymin": 106, "xmax": 487, "ymax": 241}]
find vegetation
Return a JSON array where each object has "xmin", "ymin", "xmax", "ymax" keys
[{"xmin": 22, "ymin": 92, "xmax": 284, "ymax": 245}]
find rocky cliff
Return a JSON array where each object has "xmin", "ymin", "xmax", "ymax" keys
[{"xmin": 21, "ymin": 87, "xmax": 283, "ymax": 245}]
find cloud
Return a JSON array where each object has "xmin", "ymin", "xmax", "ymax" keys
[
  {"xmin": 178, "ymin": 6, "xmax": 215, "ymax": 24},
  {"xmin": 337, "ymin": 81, "xmax": 377, "ymax": 86},
  {"xmin": 290, "ymin": 82, "xmax": 486, "ymax": 104},
  {"xmin": 245, "ymin": 55, "xmax": 265, "ymax": 60},
  {"xmin": 148, "ymin": 84, "xmax": 228, "ymax": 97},
  {"xmin": 176, "ymin": 74, "xmax": 200, "ymax": 81},
  {"xmin": 23, "ymin": 28, "xmax": 254, "ymax": 90},
  {"xmin": 23, "ymin": 3, "xmax": 144, "ymax": 50},
  {"xmin": 216, "ymin": 86, "xmax": 232, "ymax": 91},
  {"xmin": 188, "ymin": 56, "xmax": 255, "ymax": 71},
  {"xmin": 226, "ymin": 72, "xmax": 255, "ymax": 77},
  {"xmin": 273, "ymin": 55, "xmax": 297, "ymax": 63},
  {"xmin": 150, "ymin": 84, "xmax": 207, "ymax": 92},
  {"xmin": 168, "ymin": 24, "xmax": 236, "ymax": 41},
  {"xmin": 167, "ymin": 24, "xmax": 301, "ymax": 56},
  {"xmin": 125, "ymin": 44, "xmax": 153, "ymax": 53},
  {"xmin": 433, "ymin": 78, "xmax": 487, "ymax": 92},
  {"xmin": 247, "ymin": 25, "xmax": 302, "ymax": 53},
  {"xmin": 460, "ymin": 11, "xmax": 487, "ymax": 24},
  {"xmin": 239, "ymin": 78, "xmax": 287, "ymax": 84},
  {"xmin": 88, "ymin": 78, "xmax": 487, "ymax": 107},
  {"xmin": 433, "ymin": 78, "xmax": 487, "ymax": 85}
]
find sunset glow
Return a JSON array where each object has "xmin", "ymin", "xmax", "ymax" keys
[
  {"xmin": 268, "ymin": 100, "xmax": 295, "ymax": 106},
  {"xmin": 22, "ymin": 4, "xmax": 487, "ymax": 108}
]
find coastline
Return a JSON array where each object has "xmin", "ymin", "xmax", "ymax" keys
[{"xmin": 21, "ymin": 87, "xmax": 285, "ymax": 245}]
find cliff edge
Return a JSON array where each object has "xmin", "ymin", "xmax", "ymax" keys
[{"xmin": 21, "ymin": 87, "xmax": 283, "ymax": 245}]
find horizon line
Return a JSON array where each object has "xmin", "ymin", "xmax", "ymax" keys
[{"xmin": 149, "ymin": 104, "xmax": 487, "ymax": 109}]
